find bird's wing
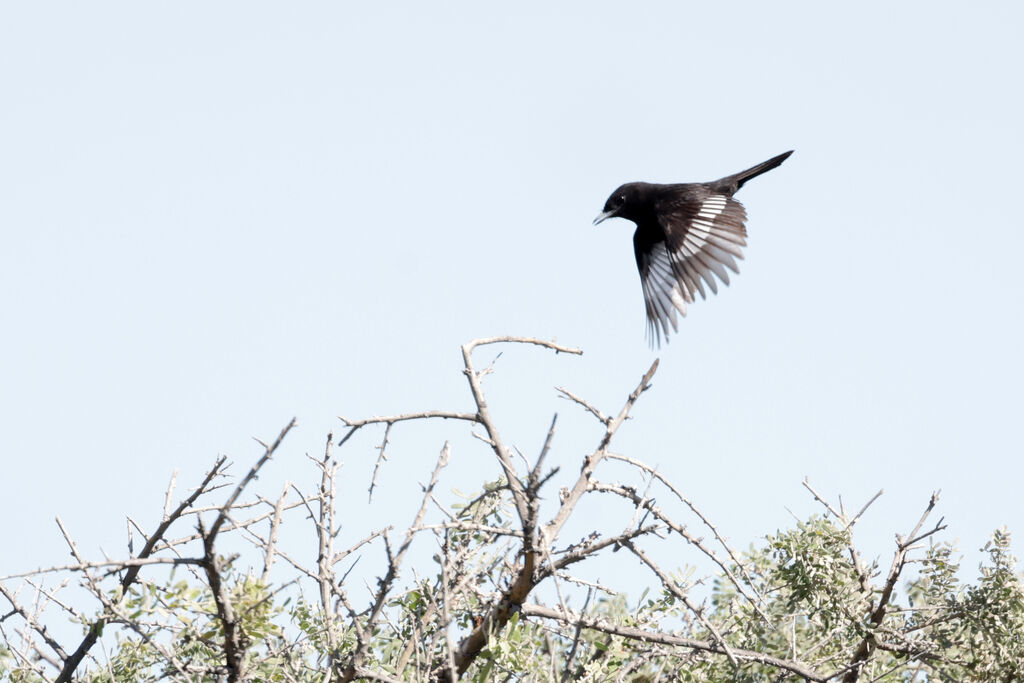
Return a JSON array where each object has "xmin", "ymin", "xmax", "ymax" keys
[
  {"xmin": 661, "ymin": 192, "xmax": 748, "ymax": 303},
  {"xmin": 632, "ymin": 192, "xmax": 749, "ymax": 346},
  {"xmin": 633, "ymin": 231, "xmax": 689, "ymax": 347}
]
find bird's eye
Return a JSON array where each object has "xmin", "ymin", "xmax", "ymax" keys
[{"xmin": 617, "ymin": 195, "xmax": 626, "ymax": 206}]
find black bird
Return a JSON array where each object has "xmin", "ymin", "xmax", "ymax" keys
[{"xmin": 594, "ymin": 151, "xmax": 792, "ymax": 346}]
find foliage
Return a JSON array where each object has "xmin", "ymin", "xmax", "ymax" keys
[{"xmin": 2, "ymin": 339, "xmax": 1022, "ymax": 682}]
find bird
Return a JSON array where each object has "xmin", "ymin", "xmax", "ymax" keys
[{"xmin": 594, "ymin": 151, "xmax": 792, "ymax": 346}]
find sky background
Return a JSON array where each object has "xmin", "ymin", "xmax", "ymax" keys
[{"xmin": 2, "ymin": 0, "xmax": 1023, "ymax": 608}]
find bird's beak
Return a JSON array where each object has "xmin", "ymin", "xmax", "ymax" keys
[{"xmin": 593, "ymin": 210, "xmax": 615, "ymax": 226}]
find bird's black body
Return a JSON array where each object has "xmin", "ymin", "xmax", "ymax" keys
[{"xmin": 594, "ymin": 151, "xmax": 792, "ymax": 346}]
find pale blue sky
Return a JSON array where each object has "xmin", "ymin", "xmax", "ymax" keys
[{"xmin": 2, "ymin": 2, "xmax": 1022, "ymax": 588}]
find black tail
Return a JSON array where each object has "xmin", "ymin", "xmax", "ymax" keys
[{"xmin": 715, "ymin": 150, "xmax": 793, "ymax": 192}]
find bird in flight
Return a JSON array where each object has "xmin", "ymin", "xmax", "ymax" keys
[{"xmin": 594, "ymin": 151, "xmax": 792, "ymax": 346}]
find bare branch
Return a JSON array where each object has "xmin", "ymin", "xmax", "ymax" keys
[
  {"xmin": 588, "ymin": 481, "xmax": 768, "ymax": 622},
  {"xmin": 607, "ymin": 452, "xmax": 767, "ymax": 611},
  {"xmin": 840, "ymin": 491, "xmax": 943, "ymax": 683},
  {"xmin": 337, "ymin": 410, "xmax": 478, "ymax": 449},
  {"xmin": 519, "ymin": 603, "xmax": 826, "ymax": 682},
  {"xmin": 461, "ymin": 342, "xmax": 537, "ymax": 533},
  {"xmin": 200, "ymin": 514, "xmax": 248, "ymax": 682},
  {"xmin": 544, "ymin": 359, "xmax": 659, "ymax": 543},
  {"xmin": 625, "ymin": 541, "xmax": 738, "ymax": 667},
  {"xmin": 162, "ymin": 468, "xmax": 179, "ymax": 521},
  {"xmin": 848, "ymin": 489, "xmax": 885, "ymax": 530},
  {"xmin": 261, "ymin": 484, "xmax": 290, "ymax": 583},
  {"xmin": 343, "ymin": 442, "xmax": 450, "ymax": 681},
  {"xmin": 436, "ymin": 358, "xmax": 655, "ymax": 681},
  {"xmin": 367, "ymin": 422, "xmax": 393, "ymax": 502},
  {"xmin": 54, "ymin": 454, "xmax": 230, "ymax": 683},
  {"xmin": 556, "ymin": 386, "xmax": 609, "ymax": 424},
  {"xmin": 545, "ymin": 524, "xmax": 662, "ymax": 576},
  {"xmin": 0, "ymin": 583, "xmax": 67, "ymax": 662},
  {"xmin": 208, "ymin": 419, "xmax": 297, "ymax": 545},
  {"xmin": 802, "ymin": 478, "xmax": 845, "ymax": 520},
  {"xmin": 461, "ymin": 336, "xmax": 583, "ymax": 357},
  {"xmin": 2, "ymin": 556, "xmax": 206, "ymax": 581},
  {"xmin": 529, "ymin": 414, "xmax": 558, "ymax": 493},
  {"xmin": 561, "ymin": 587, "xmax": 594, "ymax": 683}
]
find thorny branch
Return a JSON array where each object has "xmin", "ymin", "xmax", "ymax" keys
[
  {"xmin": 340, "ymin": 442, "xmax": 451, "ymax": 682},
  {"xmin": 519, "ymin": 603, "xmax": 828, "ymax": 682},
  {"xmin": 839, "ymin": 491, "xmax": 946, "ymax": 683},
  {"xmin": 0, "ymin": 338, "xmax": 982, "ymax": 683},
  {"xmin": 52, "ymin": 453, "xmax": 232, "ymax": 683},
  {"xmin": 200, "ymin": 419, "xmax": 296, "ymax": 683}
]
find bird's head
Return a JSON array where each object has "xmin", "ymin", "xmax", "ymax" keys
[{"xmin": 593, "ymin": 182, "xmax": 653, "ymax": 226}]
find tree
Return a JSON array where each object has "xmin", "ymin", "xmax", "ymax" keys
[{"xmin": 2, "ymin": 337, "xmax": 1022, "ymax": 682}]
